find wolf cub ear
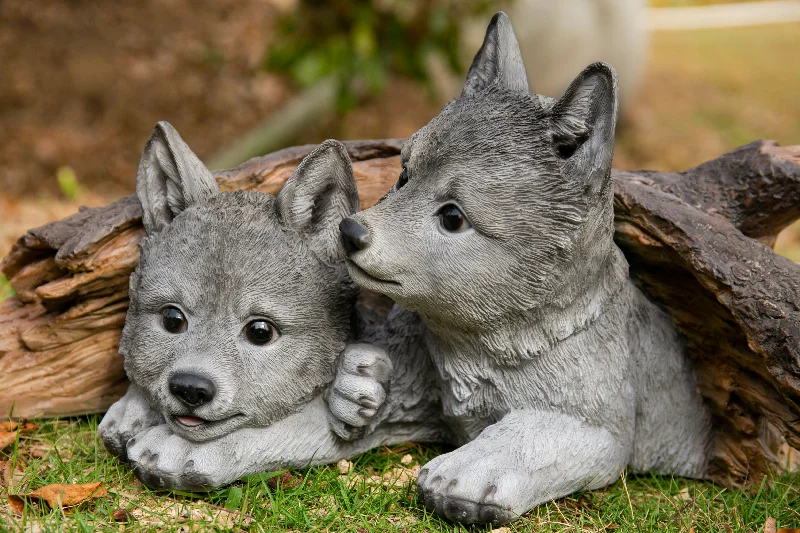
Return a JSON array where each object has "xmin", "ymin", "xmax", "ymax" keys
[
  {"xmin": 277, "ymin": 140, "xmax": 359, "ymax": 263},
  {"xmin": 136, "ymin": 121, "xmax": 219, "ymax": 235},
  {"xmin": 461, "ymin": 12, "xmax": 529, "ymax": 98},
  {"xmin": 550, "ymin": 63, "xmax": 619, "ymax": 189}
]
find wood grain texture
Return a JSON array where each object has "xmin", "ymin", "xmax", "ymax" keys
[{"xmin": 1, "ymin": 138, "xmax": 798, "ymax": 487}]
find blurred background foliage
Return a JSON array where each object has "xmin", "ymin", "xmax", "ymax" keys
[
  {"xmin": 265, "ymin": 0, "xmax": 494, "ymax": 106},
  {"xmin": 0, "ymin": 0, "xmax": 798, "ymax": 274}
]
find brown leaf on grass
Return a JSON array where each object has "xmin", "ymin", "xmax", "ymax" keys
[
  {"xmin": 26, "ymin": 441, "xmax": 54, "ymax": 459},
  {"xmin": 266, "ymin": 471, "xmax": 301, "ymax": 490},
  {"xmin": 0, "ymin": 421, "xmax": 38, "ymax": 433},
  {"xmin": 1, "ymin": 458, "xmax": 27, "ymax": 490},
  {"xmin": 777, "ymin": 529, "xmax": 800, "ymax": 533},
  {"xmin": 112, "ymin": 508, "xmax": 134, "ymax": 523},
  {"xmin": 766, "ymin": 517, "xmax": 778, "ymax": 533},
  {"xmin": 8, "ymin": 494, "xmax": 25, "ymax": 514},
  {"xmin": 18, "ymin": 422, "xmax": 38, "ymax": 434},
  {"xmin": 0, "ymin": 431, "xmax": 17, "ymax": 450},
  {"xmin": 0, "ymin": 422, "xmax": 38, "ymax": 451},
  {"xmin": 9, "ymin": 481, "xmax": 107, "ymax": 512}
]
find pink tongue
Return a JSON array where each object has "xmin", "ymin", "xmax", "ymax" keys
[{"xmin": 176, "ymin": 415, "xmax": 205, "ymax": 427}]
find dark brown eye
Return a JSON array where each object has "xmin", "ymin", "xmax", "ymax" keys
[
  {"xmin": 245, "ymin": 320, "xmax": 277, "ymax": 346},
  {"xmin": 438, "ymin": 204, "xmax": 471, "ymax": 233},
  {"xmin": 397, "ymin": 167, "xmax": 409, "ymax": 189},
  {"xmin": 162, "ymin": 306, "xmax": 187, "ymax": 333}
]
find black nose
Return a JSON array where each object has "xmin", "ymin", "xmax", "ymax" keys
[
  {"xmin": 168, "ymin": 373, "xmax": 216, "ymax": 407},
  {"xmin": 340, "ymin": 217, "xmax": 371, "ymax": 251}
]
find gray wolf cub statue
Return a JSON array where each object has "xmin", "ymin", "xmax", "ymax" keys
[
  {"xmin": 340, "ymin": 12, "xmax": 713, "ymax": 525},
  {"xmin": 98, "ymin": 122, "xmax": 447, "ymax": 489}
]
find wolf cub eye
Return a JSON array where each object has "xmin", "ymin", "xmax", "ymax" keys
[
  {"xmin": 245, "ymin": 320, "xmax": 278, "ymax": 346},
  {"xmin": 438, "ymin": 204, "xmax": 471, "ymax": 233},
  {"xmin": 397, "ymin": 167, "xmax": 409, "ymax": 189},
  {"xmin": 162, "ymin": 306, "xmax": 187, "ymax": 333}
]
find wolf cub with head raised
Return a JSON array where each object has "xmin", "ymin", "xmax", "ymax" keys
[
  {"xmin": 98, "ymin": 123, "xmax": 445, "ymax": 490},
  {"xmin": 341, "ymin": 12, "xmax": 712, "ymax": 525}
]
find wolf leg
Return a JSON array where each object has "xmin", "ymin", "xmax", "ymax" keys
[
  {"xmin": 97, "ymin": 383, "xmax": 164, "ymax": 461},
  {"xmin": 417, "ymin": 410, "xmax": 629, "ymax": 525}
]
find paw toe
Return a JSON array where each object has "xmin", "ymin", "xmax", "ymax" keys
[
  {"xmin": 442, "ymin": 497, "xmax": 479, "ymax": 523},
  {"xmin": 477, "ymin": 503, "xmax": 516, "ymax": 525}
]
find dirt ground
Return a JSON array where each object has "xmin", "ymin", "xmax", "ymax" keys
[
  {"xmin": 0, "ymin": 3, "xmax": 798, "ymax": 261},
  {"xmin": 0, "ymin": 0, "xmax": 290, "ymax": 198}
]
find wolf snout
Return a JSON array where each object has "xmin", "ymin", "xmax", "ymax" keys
[
  {"xmin": 169, "ymin": 372, "xmax": 216, "ymax": 407},
  {"xmin": 340, "ymin": 217, "xmax": 371, "ymax": 252}
]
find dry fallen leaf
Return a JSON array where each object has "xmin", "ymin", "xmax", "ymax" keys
[
  {"xmin": 0, "ymin": 421, "xmax": 38, "ymax": 434},
  {"xmin": 26, "ymin": 441, "xmax": 54, "ymax": 459},
  {"xmin": 112, "ymin": 508, "xmax": 134, "ymax": 523},
  {"xmin": 777, "ymin": 529, "xmax": 800, "ymax": 533},
  {"xmin": 400, "ymin": 454, "xmax": 413, "ymax": 465},
  {"xmin": 266, "ymin": 471, "xmax": 300, "ymax": 490},
  {"xmin": 1, "ymin": 458, "xmax": 28, "ymax": 490},
  {"xmin": 9, "ymin": 481, "xmax": 107, "ymax": 512},
  {"xmin": 765, "ymin": 517, "xmax": 777, "ymax": 533},
  {"xmin": 0, "ymin": 432, "xmax": 18, "ymax": 450}
]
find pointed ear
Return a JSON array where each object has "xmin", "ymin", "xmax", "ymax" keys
[
  {"xmin": 136, "ymin": 121, "xmax": 219, "ymax": 234},
  {"xmin": 277, "ymin": 140, "xmax": 359, "ymax": 263},
  {"xmin": 461, "ymin": 12, "xmax": 529, "ymax": 98},
  {"xmin": 550, "ymin": 63, "xmax": 618, "ymax": 189}
]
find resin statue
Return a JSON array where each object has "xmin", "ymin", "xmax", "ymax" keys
[
  {"xmin": 340, "ymin": 12, "xmax": 713, "ymax": 525},
  {"xmin": 98, "ymin": 123, "xmax": 448, "ymax": 489}
]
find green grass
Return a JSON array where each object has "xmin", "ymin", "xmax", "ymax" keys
[
  {"xmin": 1, "ymin": 418, "xmax": 798, "ymax": 532},
  {"xmin": 0, "ymin": 274, "xmax": 13, "ymax": 304}
]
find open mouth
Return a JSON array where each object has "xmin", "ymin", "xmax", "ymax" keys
[
  {"xmin": 171, "ymin": 413, "xmax": 244, "ymax": 430},
  {"xmin": 175, "ymin": 415, "xmax": 206, "ymax": 427},
  {"xmin": 346, "ymin": 259, "xmax": 401, "ymax": 288}
]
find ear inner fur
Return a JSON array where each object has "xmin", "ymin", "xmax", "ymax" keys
[
  {"xmin": 277, "ymin": 139, "xmax": 360, "ymax": 263},
  {"xmin": 136, "ymin": 121, "xmax": 219, "ymax": 235}
]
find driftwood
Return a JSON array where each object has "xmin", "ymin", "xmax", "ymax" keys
[{"xmin": 1, "ymin": 138, "xmax": 798, "ymax": 488}]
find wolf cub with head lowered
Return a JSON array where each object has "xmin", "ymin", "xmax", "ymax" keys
[
  {"xmin": 341, "ymin": 12, "xmax": 712, "ymax": 525},
  {"xmin": 98, "ymin": 122, "xmax": 446, "ymax": 490}
]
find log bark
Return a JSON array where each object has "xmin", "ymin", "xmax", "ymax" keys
[{"xmin": 1, "ymin": 138, "xmax": 798, "ymax": 488}]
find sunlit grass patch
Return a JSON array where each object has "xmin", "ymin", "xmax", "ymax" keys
[{"xmin": 1, "ymin": 417, "xmax": 799, "ymax": 532}]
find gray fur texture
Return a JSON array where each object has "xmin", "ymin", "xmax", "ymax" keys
[
  {"xmin": 341, "ymin": 12, "xmax": 713, "ymax": 525},
  {"xmin": 98, "ymin": 123, "xmax": 447, "ymax": 490}
]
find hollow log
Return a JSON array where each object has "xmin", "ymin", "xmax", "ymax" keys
[{"xmin": 1, "ymin": 138, "xmax": 798, "ymax": 488}]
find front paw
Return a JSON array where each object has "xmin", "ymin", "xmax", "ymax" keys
[
  {"xmin": 417, "ymin": 447, "xmax": 524, "ymax": 525},
  {"xmin": 98, "ymin": 385, "xmax": 164, "ymax": 461},
  {"xmin": 326, "ymin": 342, "xmax": 392, "ymax": 441},
  {"xmin": 127, "ymin": 425, "xmax": 228, "ymax": 491}
]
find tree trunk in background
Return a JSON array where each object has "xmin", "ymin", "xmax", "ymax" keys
[{"xmin": 1, "ymin": 138, "xmax": 799, "ymax": 488}]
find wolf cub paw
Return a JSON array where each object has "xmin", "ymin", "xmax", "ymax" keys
[
  {"xmin": 127, "ymin": 425, "xmax": 228, "ymax": 491},
  {"xmin": 98, "ymin": 384, "xmax": 164, "ymax": 461},
  {"xmin": 326, "ymin": 342, "xmax": 392, "ymax": 441},
  {"xmin": 417, "ymin": 447, "xmax": 523, "ymax": 525}
]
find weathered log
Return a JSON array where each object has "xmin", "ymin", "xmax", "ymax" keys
[{"xmin": 1, "ymin": 138, "xmax": 798, "ymax": 488}]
